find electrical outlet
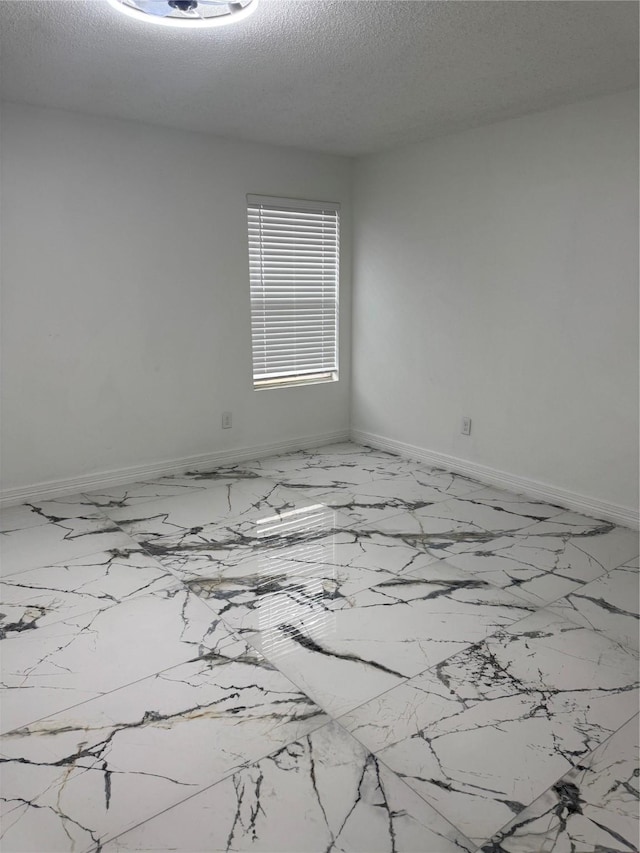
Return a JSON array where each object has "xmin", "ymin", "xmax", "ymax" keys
[
  {"xmin": 222, "ymin": 411, "xmax": 232, "ymax": 429},
  {"xmin": 461, "ymin": 416, "xmax": 472, "ymax": 436}
]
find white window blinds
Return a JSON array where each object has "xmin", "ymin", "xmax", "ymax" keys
[{"xmin": 247, "ymin": 194, "xmax": 340, "ymax": 389}]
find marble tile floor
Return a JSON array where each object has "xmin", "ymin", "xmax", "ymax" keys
[{"xmin": 0, "ymin": 441, "xmax": 638, "ymax": 853}]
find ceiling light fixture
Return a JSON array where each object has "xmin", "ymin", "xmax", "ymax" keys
[{"xmin": 107, "ymin": 0, "xmax": 258, "ymax": 29}]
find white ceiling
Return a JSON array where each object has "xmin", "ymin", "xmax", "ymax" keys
[{"xmin": 1, "ymin": 0, "xmax": 638, "ymax": 156}]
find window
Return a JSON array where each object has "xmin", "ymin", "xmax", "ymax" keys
[{"xmin": 247, "ymin": 194, "xmax": 340, "ymax": 389}]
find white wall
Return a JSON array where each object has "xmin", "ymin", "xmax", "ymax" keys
[
  {"xmin": 0, "ymin": 103, "xmax": 353, "ymax": 492},
  {"xmin": 352, "ymin": 90, "xmax": 639, "ymax": 514}
]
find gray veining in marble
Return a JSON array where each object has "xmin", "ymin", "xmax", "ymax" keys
[
  {"xmin": 246, "ymin": 567, "xmax": 536, "ymax": 717},
  {"xmin": 342, "ymin": 609, "xmax": 638, "ymax": 846},
  {"xmin": 1, "ymin": 629, "xmax": 328, "ymax": 851},
  {"xmin": 480, "ymin": 714, "xmax": 639, "ymax": 852},
  {"xmin": 0, "ymin": 546, "xmax": 176, "ymax": 640},
  {"xmin": 0, "ymin": 517, "xmax": 136, "ymax": 578},
  {"xmin": 103, "ymin": 721, "xmax": 475, "ymax": 853}
]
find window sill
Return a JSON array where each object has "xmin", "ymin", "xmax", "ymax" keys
[{"xmin": 254, "ymin": 372, "xmax": 339, "ymax": 391}]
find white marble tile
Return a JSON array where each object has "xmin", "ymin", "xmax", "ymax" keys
[
  {"xmin": 278, "ymin": 467, "xmax": 485, "ymax": 528},
  {"xmin": 248, "ymin": 566, "xmax": 534, "ymax": 718},
  {"xmin": 81, "ymin": 466, "xmax": 267, "ymax": 511},
  {"xmin": 351, "ymin": 508, "xmax": 538, "ymax": 582},
  {"xmin": 176, "ymin": 462, "xmax": 270, "ymax": 484},
  {"xmin": 140, "ymin": 503, "xmax": 357, "ymax": 573},
  {"xmin": 231, "ymin": 453, "xmax": 323, "ymax": 478},
  {"xmin": 0, "ymin": 518, "xmax": 135, "ymax": 578},
  {"xmin": 548, "ymin": 561, "xmax": 639, "ymax": 652},
  {"xmin": 371, "ymin": 493, "xmax": 552, "ymax": 541},
  {"xmin": 348, "ymin": 610, "xmax": 639, "ymax": 846},
  {"xmin": 0, "ymin": 504, "xmax": 52, "ymax": 534},
  {"xmin": 404, "ymin": 463, "xmax": 486, "ymax": 492},
  {"xmin": 103, "ymin": 720, "xmax": 474, "ymax": 853},
  {"xmin": 137, "ymin": 518, "xmax": 255, "ymax": 570},
  {"xmin": 1, "ymin": 586, "xmax": 229, "ymax": 733},
  {"xmin": 241, "ymin": 444, "xmax": 419, "ymax": 488},
  {"xmin": 0, "ymin": 637, "xmax": 328, "ymax": 852},
  {"xmin": 148, "ymin": 509, "xmax": 435, "ymax": 642},
  {"xmin": 15, "ymin": 494, "xmax": 110, "ymax": 522},
  {"xmin": 406, "ymin": 532, "xmax": 608, "ymax": 607},
  {"xmin": 355, "ymin": 469, "xmax": 485, "ymax": 504},
  {"xmin": 320, "ymin": 518, "xmax": 449, "ymax": 567},
  {"xmin": 525, "ymin": 511, "xmax": 640, "ymax": 569},
  {"xmin": 180, "ymin": 559, "xmax": 350, "ymax": 639},
  {"xmin": 0, "ymin": 546, "xmax": 176, "ymax": 639},
  {"xmin": 234, "ymin": 449, "xmax": 345, "ymax": 476},
  {"xmin": 264, "ymin": 464, "xmax": 403, "ymax": 489},
  {"xmin": 296, "ymin": 524, "xmax": 442, "ymax": 577},
  {"xmin": 338, "ymin": 665, "xmax": 473, "ymax": 757},
  {"xmin": 480, "ymin": 714, "xmax": 639, "ymax": 852},
  {"xmin": 169, "ymin": 537, "xmax": 409, "ymax": 637},
  {"xmin": 450, "ymin": 486, "xmax": 567, "ymax": 521},
  {"xmin": 82, "ymin": 478, "xmax": 209, "ymax": 509},
  {"xmin": 105, "ymin": 479, "xmax": 320, "ymax": 541},
  {"xmin": 158, "ymin": 518, "xmax": 448, "ymax": 638},
  {"xmin": 411, "ymin": 512, "xmax": 640, "ymax": 607},
  {"xmin": 276, "ymin": 485, "xmax": 410, "ymax": 527},
  {"xmin": 308, "ymin": 441, "xmax": 402, "ymax": 459}
]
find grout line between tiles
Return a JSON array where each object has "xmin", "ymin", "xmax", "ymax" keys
[
  {"xmin": 331, "ymin": 715, "xmax": 478, "ymax": 852},
  {"xmin": 467, "ymin": 710, "xmax": 640, "ymax": 852},
  {"xmin": 90, "ymin": 712, "xmax": 336, "ymax": 853},
  {"xmin": 1, "ymin": 602, "xmax": 253, "ymax": 736}
]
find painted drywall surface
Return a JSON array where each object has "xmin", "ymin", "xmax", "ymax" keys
[
  {"xmin": 0, "ymin": 103, "xmax": 353, "ymax": 489},
  {"xmin": 352, "ymin": 90, "xmax": 639, "ymax": 510}
]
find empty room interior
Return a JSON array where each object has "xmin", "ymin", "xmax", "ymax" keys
[{"xmin": 1, "ymin": 0, "xmax": 639, "ymax": 851}]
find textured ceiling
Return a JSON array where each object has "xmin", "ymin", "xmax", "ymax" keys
[{"xmin": 1, "ymin": 0, "xmax": 638, "ymax": 156}]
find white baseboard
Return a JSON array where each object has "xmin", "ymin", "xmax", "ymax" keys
[
  {"xmin": 0, "ymin": 430, "xmax": 350, "ymax": 508},
  {"xmin": 351, "ymin": 428, "xmax": 640, "ymax": 531}
]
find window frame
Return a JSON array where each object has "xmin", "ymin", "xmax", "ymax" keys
[{"xmin": 247, "ymin": 194, "xmax": 340, "ymax": 391}]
